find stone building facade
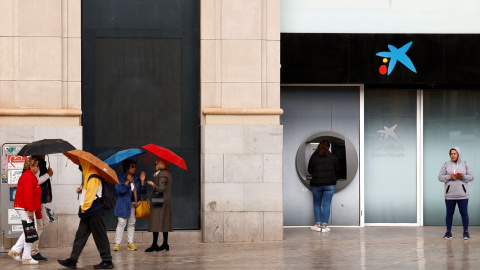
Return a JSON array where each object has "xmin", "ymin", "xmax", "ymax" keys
[{"xmin": 0, "ymin": 0, "xmax": 282, "ymax": 248}]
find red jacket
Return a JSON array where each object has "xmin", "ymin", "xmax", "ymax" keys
[{"xmin": 14, "ymin": 170, "xmax": 42, "ymax": 219}]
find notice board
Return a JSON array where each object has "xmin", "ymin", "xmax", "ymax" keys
[{"xmin": 1, "ymin": 143, "xmax": 28, "ymax": 238}]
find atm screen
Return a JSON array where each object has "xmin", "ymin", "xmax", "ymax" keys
[{"xmin": 331, "ymin": 143, "xmax": 347, "ymax": 180}]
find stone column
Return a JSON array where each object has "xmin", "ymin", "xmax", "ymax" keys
[
  {"xmin": 0, "ymin": 0, "xmax": 82, "ymax": 248},
  {"xmin": 200, "ymin": 0, "xmax": 283, "ymax": 242}
]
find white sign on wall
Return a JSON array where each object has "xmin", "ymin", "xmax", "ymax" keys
[
  {"xmin": 8, "ymin": 170, "xmax": 22, "ymax": 185},
  {"xmin": 12, "ymin": 225, "xmax": 23, "ymax": 232},
  {"xmin": 8, "ymin": 209, "xmax": 21, "ymax": 225}
]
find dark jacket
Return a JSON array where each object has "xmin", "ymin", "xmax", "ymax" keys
[
  {"xmin": 38, "ymin": 158, "xmax": 52, "ymax": 204},
  {"xmin": 148, "ymin": 170, "xmax": 173, "ymax": 232},
  {"xmin": 308, "ymin": 151, "xmax": 341, "ymax": 186}
]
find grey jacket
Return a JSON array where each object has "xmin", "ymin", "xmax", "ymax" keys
[{"xmin": 438, "ymin": 147, "xmax": 474, "ymax": 200}]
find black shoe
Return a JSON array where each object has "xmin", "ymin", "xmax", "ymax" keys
[
  {"xmin": 145, "ymin": 244, "xmax": 159, "ymax": 252},
  {"xmin": 93, "ymin": 261, "xmax": 114, "ymax": 269},
  {"xmin": 32, "ymin": 252, "xmax": 48, "ymax": 261},
  {"xmin": 58, "ymin": 258, "xmax": 77, "ymax": 269},
  {"xmin": 158, "ymin": 243, "xmax": 169, "ymax": 251}
]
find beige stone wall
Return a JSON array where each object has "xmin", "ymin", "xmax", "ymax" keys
[
  {"xmin": 0, "ymin": 0, "xmax": 82, "ymax": 126},
  {"xmin": 200, "ymin": 0, "xmax": 281, "ymax": 125},
  {"xmin": 200, "ymin": 0, "xmax": 283, "ymax": 242},
  {"xmin": 0, "ymin": 0, "xmax": 283, "ymax": 246},
  {"xmin": 0, "ymin": 0, "xmax": 82, "ymax": 249}
]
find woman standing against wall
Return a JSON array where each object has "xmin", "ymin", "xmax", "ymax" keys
[{"xmin": 439, "ymin": 147, "xmax": 474, "ymax": 239}]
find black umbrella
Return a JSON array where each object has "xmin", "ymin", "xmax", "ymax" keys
[
  {"xmin": 18, "ymin": 139, "xmax": 76, "ymax": 156},
  {"xmin": 96, "ymin": 149, "xmax": 118, "ymax": 161}
]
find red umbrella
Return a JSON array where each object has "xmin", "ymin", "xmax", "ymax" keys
[{"xmin": 142, "ymin": 144, "xmax": 187, "ymax": 171}]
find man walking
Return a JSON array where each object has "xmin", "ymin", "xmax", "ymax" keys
[{"xmin": 58, "ymin": 161, "xmax": 114, "ymax": 269}]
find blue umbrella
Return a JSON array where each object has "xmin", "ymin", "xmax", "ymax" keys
[{"xmin": 103, "ymin": 148, "xmax": 146, "ymax": 168}]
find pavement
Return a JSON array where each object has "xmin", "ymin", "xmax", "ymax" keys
[{"xmin": 1, "ymin": 226, "xmax": 478, "ymax": 269}]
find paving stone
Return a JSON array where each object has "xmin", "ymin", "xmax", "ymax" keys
[{"xmin": 1, "ymin": 226, "xmax": 475, "ymax": 269}]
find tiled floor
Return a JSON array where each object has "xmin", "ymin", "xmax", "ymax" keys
[{"xmin": 1, "ymin": 226, "xmax": 477, "ymax": 269}]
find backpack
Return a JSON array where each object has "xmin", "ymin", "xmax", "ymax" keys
[{"xmin": 87, "ymin": 174, "xmax": 116, "ymax": 210}]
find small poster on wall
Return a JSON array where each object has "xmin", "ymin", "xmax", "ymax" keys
[
  {"xmin": 12, "ymin": 225, "xmax": 23, "ymax": 232},
  {"xmin": 7, "ymin": 155, "xmax": 27, "ymax": 170},
  {"xmin": 8, "ymin": 170, "xmax": 22, "ymax": 185},
  {"xmin": 10, "ymin": 186, "xmax": 17, "ymax": 201},
  {"xmin": 8, "ymin": 209, "xmax": 21, "ymax": 225}
]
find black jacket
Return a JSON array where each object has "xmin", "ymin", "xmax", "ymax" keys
[
  {"xmin": 308, "ymin": 151, "xmax": 341, "ymax": 186},
  {"xmin": 38, "ymin": 159, "xmax": 52, "ymax": 204}
]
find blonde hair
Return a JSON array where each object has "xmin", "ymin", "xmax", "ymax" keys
[
  {"xmin": 155, "ymin": 157, "xmax": 169, "ymax": 170},
  {"xmin": 24, "ymin": 156, "xmax": 39, "ymax": 170}
]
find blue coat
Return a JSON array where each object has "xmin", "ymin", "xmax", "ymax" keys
[{"xmin": 114, "ymin": 172, "xmax": 146, "ymax": 218}]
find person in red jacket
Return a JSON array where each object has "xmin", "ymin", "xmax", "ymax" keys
[{"xmin": 8, "ymin": 156, "xmax": 43, "ymax": 265}]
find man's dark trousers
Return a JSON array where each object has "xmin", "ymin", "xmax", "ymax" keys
[{"xmin": 70, "ymin": 215, "xmax": 112, "ymax": 263}]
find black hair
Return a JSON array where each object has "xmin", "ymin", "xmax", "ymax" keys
[{"xmin": 122, "ymin": 159, "xmax": 136, "ymax": 172}]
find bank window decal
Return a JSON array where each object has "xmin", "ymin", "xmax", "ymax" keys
[
  {"xmin": 376, "ymin": 41, "xmax": 417, "ymax": 75},
  {"xmin": 377, "ymin": 124, "xmax": 398, "ymax": 142}
]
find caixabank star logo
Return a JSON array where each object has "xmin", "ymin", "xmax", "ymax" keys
[{"xmin": 376, "ymin": 41, "xmax": 417, "ymax": 75}]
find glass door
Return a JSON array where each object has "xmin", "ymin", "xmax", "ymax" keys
[
  {"xmin": 364, "ymin": 89, "xmax": 418, "ymax": 224},
  {"xmin": 423, "ymin": 90, "xmax": 480, "ymax": 225}
]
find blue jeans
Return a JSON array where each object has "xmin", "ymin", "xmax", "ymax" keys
[
  {"xmin": 445, "ymin": 199, "xmax": 469, "ymax": 232},
  {"xmin": 312, "ymin": 185, "xmax": 335, "ymax": 225}
]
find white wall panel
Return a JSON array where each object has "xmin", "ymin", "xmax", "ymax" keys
[{"xmin": 282, "ymin": 0, "xmax": 480, "ymax": 33}]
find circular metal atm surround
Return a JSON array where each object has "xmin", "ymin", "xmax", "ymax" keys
[{"xmin": 295, "ymin": 131, "xmax": 358, "ymax": 192}]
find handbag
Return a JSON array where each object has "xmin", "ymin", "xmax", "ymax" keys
[
  {"xmin": 136, "ymin": 196, "xmax": 150, "ymax": 219},
  {"xmin": 22, "ymin": 219, "xmax": 39, "ymax": 243},
  {"xmin": 46, "ymin": 207, "xmax": 58, "ymax": 222},
  {"xmin": 151, "ymin": 191, "xmax": 164, "ymax": 206}
]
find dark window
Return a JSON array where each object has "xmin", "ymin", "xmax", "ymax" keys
[
  {"xmin": 82, "ymin": 0, "xmax": 200, "ymax": 230},
  {"xmin": 94, "ymin": 38, "xmax": 182, "ymax": 147}
]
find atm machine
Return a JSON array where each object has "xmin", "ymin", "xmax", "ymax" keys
[
  {"xmin": 282, "ymin": 86, "xmax": 360, "ymax": 226},
  {"xmin": 297, "ymin": 132, "xmax": 357, "ymax": 192}
]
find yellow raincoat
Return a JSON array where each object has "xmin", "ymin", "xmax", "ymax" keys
[{"xmin": 79, "ymin": 158, "xmax": 103, "ymax": 214}]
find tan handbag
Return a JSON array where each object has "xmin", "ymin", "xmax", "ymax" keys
[{"xmin": 135, "ymin": 196, "xmax": 150, "ymax": 219}]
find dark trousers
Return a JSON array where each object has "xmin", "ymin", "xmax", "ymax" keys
[
  {"xmin": 70, "ymin": 215, "xmax": 112, "ymax": 263},
  {"xmin": 445, "ymin": 199, "xmax": 469, "ymax": 232}
]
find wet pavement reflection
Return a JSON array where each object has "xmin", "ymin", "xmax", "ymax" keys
[{"xmin": 2, "ymin": 226, "xmax": 479, "ymax": 269}]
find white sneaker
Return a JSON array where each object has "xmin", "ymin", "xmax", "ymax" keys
[
  {"xmin": 22, "ymin": 258, "xmax": 39, "ymax": 265},
  {"xmin": 8, "ymin": 250, "xmax": 21, "ymax": 261},
  {"xmin": 310, "ymin": 224, "xmax": 322, "ymax": 232},
  {"xmin": 321, "ymin": 226, "xmax": 331, "ymax": 232}
]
